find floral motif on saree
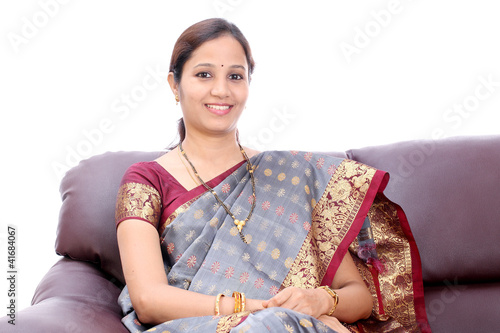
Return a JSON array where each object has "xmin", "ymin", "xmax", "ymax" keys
[{"xmin": 115, "ymin": 151, "xmax": 430, "ymax": 333}]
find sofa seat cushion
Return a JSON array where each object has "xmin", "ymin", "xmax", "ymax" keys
[
  {"xmin": 0, "ymin": 258, "xmax": 127, "ymax": 333},
  {"xmin": 38, "ymin": 258, "xmax": 127, "ymax": 332},
  {"xmin": 424, "ymin": 282, "xmax": 500, "ymax": 333}
]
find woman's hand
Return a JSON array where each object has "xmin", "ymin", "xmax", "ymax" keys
[
  {"xmin": 261, "ymin": 253, "xmax": 373, "ymax": 324},
  {"xmin": 318, "ymin": 315, "xmax": 351, "ymax": 333},
  {"xmin": 261, "ymin": 286, "xmax": 331, "ymax": 318}
]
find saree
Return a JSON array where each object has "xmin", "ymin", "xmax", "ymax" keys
[{"xmin": 115, "ymin": 151, "xmax": 431, "ymax": 332}]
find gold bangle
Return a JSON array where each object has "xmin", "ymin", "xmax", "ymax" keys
[
  {"xmin": 241, "ymin": 292, "xmax": 246, "ymax": 312},
  {"xmin": 232, "ymin": 291, "xmax": 241, "ymax": 313},
  {"xmin": 215, "ymin": 293, "xmax": 224, "ymax": 316},
  {"xmin": 319, "ymin": 286, "xmax": 339, "ymax": 316}
]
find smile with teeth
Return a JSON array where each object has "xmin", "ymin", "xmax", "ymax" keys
[{"xmin": 206, "ymin": 104, "xmax": 232, "ymax": 111}]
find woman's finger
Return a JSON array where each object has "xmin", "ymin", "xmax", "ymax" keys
[{"xmin": 262, "ymin": 287, "xmax": 294, "ymax": 308}]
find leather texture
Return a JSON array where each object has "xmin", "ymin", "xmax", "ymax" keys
[
  {"xmin": 347, "ymin": 135, "xmax": 500, "ymax": 284},
  {"xmin": 10, "ymin": 258, "xmax": 127, "ymax": 332},
  {"xmin": 55, "ymin": 150, "xmax": 162, "ymax": 285}
]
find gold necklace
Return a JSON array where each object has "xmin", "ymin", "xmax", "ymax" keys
[
  {"xmin": 177, "ymin": 145, "xmax": 199, "ymax": 187},
  {"xmin": 178, "ymin": 141, "xmax": 256, "ymax": 244}
]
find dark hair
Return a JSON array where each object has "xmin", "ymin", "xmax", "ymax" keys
[
  {"xmin": 169, "ymin": 18, "xmax": 255, "ymax": 83},
  {"xmin": 168, "ymin": 18, "xmax": 255, "ymax": 148}
]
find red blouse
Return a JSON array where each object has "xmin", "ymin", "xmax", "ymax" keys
[{"xmin": 115, "ymin": 161, "xmax": 245, "ymax": 233}]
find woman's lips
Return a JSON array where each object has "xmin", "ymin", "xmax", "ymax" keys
[{"xmin": 205, "ymin": 104, "xmax": 233, "ymax": 115}]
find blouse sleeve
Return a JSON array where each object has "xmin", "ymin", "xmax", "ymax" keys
[{"xmin": 115, "ymin": 163, "xmax": 162, "ymax": 229}]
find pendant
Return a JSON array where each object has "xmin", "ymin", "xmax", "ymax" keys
[{"xmin": 234, "ymin": 219, "xmax": 246, "ymax": 232}]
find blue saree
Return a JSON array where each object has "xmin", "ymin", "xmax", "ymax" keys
[{"xmin": 115, "ymin": 151, "xmax": 430, "ymax": 332}]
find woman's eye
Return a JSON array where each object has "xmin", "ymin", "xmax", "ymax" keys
[
  {"xmin": 229, "ymin": 74, "xmax": 244, "ymax": 80},
  {"xmin": 196, "ymin": 72, "xmax": 212, "ymax": 78}
]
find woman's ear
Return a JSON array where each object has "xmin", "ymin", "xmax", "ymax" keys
[{"xmin": 167, "ymin": 72, "xmax": 178, "ymax": 96}]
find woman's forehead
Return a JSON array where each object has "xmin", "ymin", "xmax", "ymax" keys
[{"xmin": 187, "ymin": 35, "xmax": 248, "ymax": 67}]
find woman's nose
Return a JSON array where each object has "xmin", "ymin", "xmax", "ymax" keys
[{"xmin": 211, "ymin": 77, "xmax": 230, "ymax": 98}]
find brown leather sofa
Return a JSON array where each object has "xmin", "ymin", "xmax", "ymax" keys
[{"xmin": 2, "ymin": 135, "xmax": 499, "ymax": 332}]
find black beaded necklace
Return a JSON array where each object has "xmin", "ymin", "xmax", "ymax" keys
[{"xmin": 178, "ymin": 142, "xmax": 256, "ymax": 244}]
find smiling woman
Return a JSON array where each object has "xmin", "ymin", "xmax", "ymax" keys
[
  {"xmin": 114, "ymin": 18, "xmax": 429, "ymax": 333},
  {"xmin": 169, "ymin": 35, "xmax": 250, "ymax": 142},
  {"xmin": 167, "ymin": 18, "xmax": 255, "ymax": 149}
]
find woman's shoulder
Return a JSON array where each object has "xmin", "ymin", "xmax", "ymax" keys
[
  {"xmin": 124, "ymin": 160, "xmax": 164, "ymax": 177},
  {"xmin": 120, "ymin": 159, "xmax": 168, "ymax": 189}
]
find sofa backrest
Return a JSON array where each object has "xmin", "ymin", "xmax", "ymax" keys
[
  {"xmin": 55, "ymin": 136, "xmax": 500, "ymax": 286},
  {"xmin": 347, "ymin": 135, "xmax": 500, "ymax": 284},
  {"xmin": 56, "ymin": 151, "xmax": 163, "ymax": 284}
]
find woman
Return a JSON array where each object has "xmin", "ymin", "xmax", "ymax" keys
[{"xmin": 115, "ymin": 18, "xmax": 429, "ymax": 332}]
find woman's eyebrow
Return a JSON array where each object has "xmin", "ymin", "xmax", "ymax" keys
[
  {"xmin": 230, "ymin": 64, "xmax": 247, "ymax": 71},
  {"xmin": 194, "ymin": 63, "xmax": 215, "ymax": 68},
  {"xmin": 194, "ymin": 63, "xmax": 247, "ymax": 71}
]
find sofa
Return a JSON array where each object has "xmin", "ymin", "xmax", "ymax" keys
[{"xmin": 2, "ymin": 135, "xmax": 499, "ymax": 332}]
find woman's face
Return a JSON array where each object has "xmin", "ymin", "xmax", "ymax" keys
[{"xmin": 171, "ymin": 35, "xmax": 250, "ymax": 139}]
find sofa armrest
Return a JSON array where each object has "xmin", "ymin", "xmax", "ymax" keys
[{"xmin": 0, "ymin": 257, "xmax": 127, "ymax": 333}]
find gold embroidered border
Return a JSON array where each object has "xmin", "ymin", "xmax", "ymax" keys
[
  {"xmin": 115, "ymin": 182, "xmax": 161, "ymax": 228},
  {"xmin": 281, "ymin": 160, "xmax": 376, "ymax": 289},
  {"xmin": 159, "ymin": 195, "xmax": 201, "ymax": 239},
  {"xmin": 215, "ymin": 311, "xmax": 251, "ymax": 333},
  {"xmin": 350, "ymin": 194, "xmax": 419, "ymax": 332}
]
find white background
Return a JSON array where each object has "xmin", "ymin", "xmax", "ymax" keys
[{"xmin": 1, "ymin": 0, "xmax": 499, "ymax": 312}]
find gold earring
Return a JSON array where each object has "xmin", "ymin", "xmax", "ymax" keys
[{"xmin": 175, "ymin": 94, "xmax": 179, "ymax": 105}]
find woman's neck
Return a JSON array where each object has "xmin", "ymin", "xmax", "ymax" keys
[{"xmin": 180, "ymin": 133, "xmax": 243, "ymax": 170}]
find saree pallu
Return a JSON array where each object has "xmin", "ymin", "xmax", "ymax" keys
[{"xmin": 116, "ymin": 151, "xmax": 430, "ymax": 333}]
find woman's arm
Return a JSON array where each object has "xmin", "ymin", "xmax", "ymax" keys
[
  {"xmin": 117, "ymin": 219, "xmax": 264, "ymax": 325},
  {"xmin": 262, "ymin": 252, "xmax": 372, "ymax": 324},
  {"xmin": 327, "ymin": 252, "xmax": 373, "ymax": 322}
]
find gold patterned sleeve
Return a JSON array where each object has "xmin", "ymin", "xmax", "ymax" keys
[{"xmin": 115, "ymin": 182, "xmax": 162, "ymax": 229}]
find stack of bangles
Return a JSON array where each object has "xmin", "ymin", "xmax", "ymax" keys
[{"xmin": 214, "ymin": 292, "xmax": 246, "ymax": 316}]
